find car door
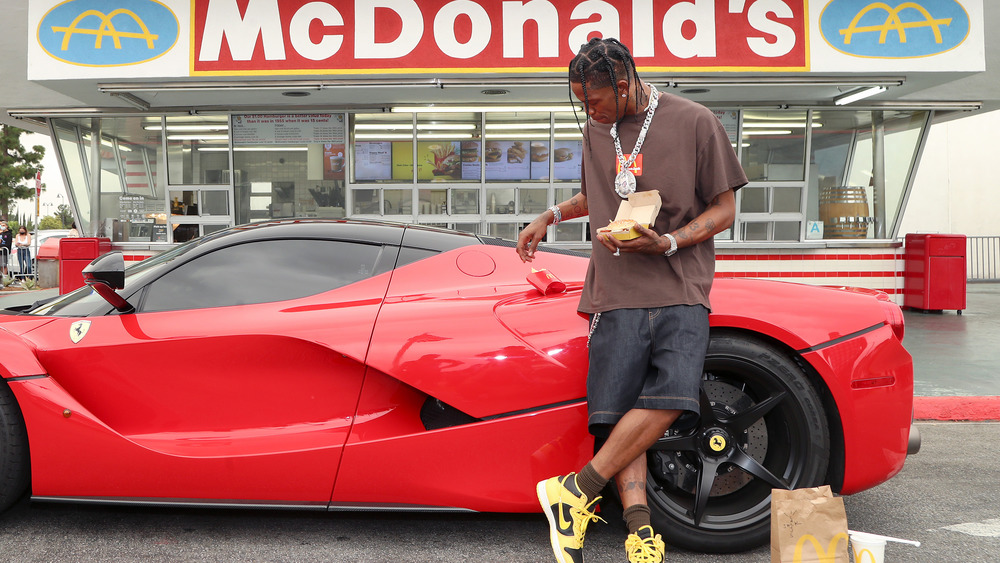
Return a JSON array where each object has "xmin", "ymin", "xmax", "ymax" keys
[{"xmin": 23, "ymin": 238, "xmax": 396, "ymax": 506}]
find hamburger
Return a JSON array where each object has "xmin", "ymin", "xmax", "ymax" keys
[
  {"xmin": 461, "ymin": 141, "xmax": 479, "ymax": 162},
  {"xmin": 554, "ymin": 147, "xmax": 573, "ymax": 162},
  {"xmin": 531, "ymin": 142, "xmax": 549, "ymax": 162},
  {"xmin": 485, "ymin": 141, "xmax": 502, "ymax": 162},
  {"xmin": 597, "ymin": 218, "xmax": 638, "ymax": 235}
]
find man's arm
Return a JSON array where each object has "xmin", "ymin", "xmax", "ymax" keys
[{"xmin": 516, "ymin": 191, "xmax": 589, "ymax": 262}]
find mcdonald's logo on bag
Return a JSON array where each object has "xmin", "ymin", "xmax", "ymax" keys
[
  {"xmin": 793, "ymin": 532, "xmax": 849, "ymax": 563},
  {"xmin": 37, "ymin": 0, "xmax": 179, "ymax": 66}
]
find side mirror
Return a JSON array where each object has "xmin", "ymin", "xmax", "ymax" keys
[{"xmin": 82, "ymin": 252, "xmax": 133, "ymax": 313}]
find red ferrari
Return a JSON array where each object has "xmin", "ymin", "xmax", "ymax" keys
[{"xmin": 0, "ymin": 220, "xmax": 916, "ymax": 552}]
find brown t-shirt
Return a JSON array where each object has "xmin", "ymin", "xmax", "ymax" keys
[{"xmin": 578, "ymin": 92, "xmax": 747, "ymax": 314}]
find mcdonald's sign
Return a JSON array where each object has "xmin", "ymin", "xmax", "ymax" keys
[
  {"xmin": 819, "ymin": 0, "xmax": 971, "ymax": 58},
  {"xmin": 37, "ymin": 0, "xmax": 179, "ymax": 66}
]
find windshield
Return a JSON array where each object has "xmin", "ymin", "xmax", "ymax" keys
[{"xmin": 28, "ymin": 240, "xmax": 201, "ymax": 317}]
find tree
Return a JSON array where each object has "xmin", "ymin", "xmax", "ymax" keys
[
  {"xmin": 0, "ymin": 126, "xmax": 45, "ymax": 221},
  {"xmin": 39, "ymin": 216, "xmax": 62, "ymax": 230},
  {"xmin": 55, "ymin": 203, "xmax": 73, "ymax": 229}
]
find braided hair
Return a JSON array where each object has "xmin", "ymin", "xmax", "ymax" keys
[{"xmin": 568, "ymin": 37, "xmax": 648, "ymax": 136}]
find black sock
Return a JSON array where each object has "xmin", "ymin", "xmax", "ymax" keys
[
  {"xmin": 576, "ymin": 462, "xmax": 608, "ymax": 501},
  {"xmin": 623, "ymin": 504, "xmax": 651, "ymax": 534}
]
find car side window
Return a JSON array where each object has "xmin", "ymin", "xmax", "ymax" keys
[
  {"xmin": 140, "ymin": 239, "xmax": 384, "ymax": 313},
  {"xmin": 395, "ymin": 246, "xmax": 440, "ymax": 269}
]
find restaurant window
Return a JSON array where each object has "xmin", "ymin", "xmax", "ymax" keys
[
  {"xmin": 807, "ymin": 110, "xmax": 929, "ymax": 240},
  {"xmin": 50, "ymin": 117, "xmax": 166, "ymax": 242},
  {"xmin": 741, "ymin": 110, "xmax": 807, "ymax": 181},
  {"xmin": 347, "ymin": 108, "xmax": 583, "ymax": 239},
  {"xmin": 736, "ymin": 111, "xmax": 808, "ymax": 242},
  {"xmin": 51, "ymin": 120, "xmax": 92, "ymax": 234},
  {"xmin": 164, "ymin": 116, "xmax": 230, "ymax": 185},
  {"xmin": 231, "ymin": 113, "xmax": 347, "ymax": 226}
]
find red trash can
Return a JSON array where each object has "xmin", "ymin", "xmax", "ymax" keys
[
  {"xmin": 59, "ymin": 238, "xmax": 111, "ymax": 294},
  {"xmin": 903, "ymin": 233, "xmax": 967, "ymax": 312}
]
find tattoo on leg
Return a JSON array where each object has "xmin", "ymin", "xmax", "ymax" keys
[{"xmin": 622, "ymin": 478, "xmax": 646, "ymax": 493}]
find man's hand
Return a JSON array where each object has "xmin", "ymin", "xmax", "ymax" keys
[
  {"xmin": 516, "ymin": 216, "xmax": 550, "ymax": 262},
  {"xmin": 597, "ymin": 223, "xmax": 668, "ymax": 255}
]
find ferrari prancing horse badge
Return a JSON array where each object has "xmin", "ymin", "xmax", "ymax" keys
[{"xmin": 69, "ymin": 321, "xmax": 91, "ymax": 344}]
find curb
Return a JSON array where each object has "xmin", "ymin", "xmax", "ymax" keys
[{"xmin": 914, "ymin": 396, "xmax": 1000, "ymax": 421}]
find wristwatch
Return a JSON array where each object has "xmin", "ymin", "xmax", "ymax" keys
[{"xmin": 662, "ymin": 233, "xmax": 677, "ymax": 257}]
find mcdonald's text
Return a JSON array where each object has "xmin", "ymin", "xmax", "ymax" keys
[{"xmin": 191, "ymin": 0, "xmax": 808, "ymax": 75}]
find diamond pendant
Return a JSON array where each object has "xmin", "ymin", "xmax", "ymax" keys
[{"xmin": 615, "ymin": 170, "xmax": 636, "ymax": 198}]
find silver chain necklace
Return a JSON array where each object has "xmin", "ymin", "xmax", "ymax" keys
[{"xmin": 611, "ymin": 84, "xmax": 659, "ymax": 198}]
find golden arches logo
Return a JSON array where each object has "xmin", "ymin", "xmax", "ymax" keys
[
  {"xmin": 854, "ymin": 548, "xmax": 879, "ymax": 563},
  {"xmin": 840, "ymin": 3, "xmax": 952, "ymax": 45},
  {"xmin": 793, "ymin": 532, "xmax": 849, "ymax": 563},
  {"xmin": 50, "ymin": 9, "xmax": 158, "ymax": 51}
]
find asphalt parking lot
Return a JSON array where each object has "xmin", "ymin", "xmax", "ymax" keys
[{"xmin": 0, "ymin": 422, "xmax": 995, "ymax": 562}]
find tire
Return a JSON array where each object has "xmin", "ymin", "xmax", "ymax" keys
[
  {"xmin": 640, "ymin": 332, "xmax": 830, "ymax": 553},
  {"xmin": 0, "ymin": 380, "xmax": 29, "ymax": 513}
]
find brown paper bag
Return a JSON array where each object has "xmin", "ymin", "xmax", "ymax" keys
[{"xmin": 771, "ymin": 486, "xmax": 850, "ymax": 563}]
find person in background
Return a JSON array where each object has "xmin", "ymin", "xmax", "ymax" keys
[
  {"xmin": 67, "ymin": 222, "xmax": 79, "ymax": 237},
  {"xmin": 517, "ymin": 37, "xmax": 746, "ymax": 563},
  {"xmin": 14, "ymin": 227, "xmax": 31, "ymax": 279},
  {"xmin": 0, "ymin": 222, "xmax": 11, "ymax": 277}
]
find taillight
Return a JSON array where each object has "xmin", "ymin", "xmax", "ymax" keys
[{"xmin": 879, "ymin": 299, "xmax": 905, "ymax": 342}]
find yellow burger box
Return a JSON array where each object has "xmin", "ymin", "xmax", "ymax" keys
[{"xmin": 598, "ymin": 191, "xmax": 662, "ymax": 240}]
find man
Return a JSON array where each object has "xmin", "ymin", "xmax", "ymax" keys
[{"xmin": 516, "ymin": 38, "xmax": 746, "ymax": 563}]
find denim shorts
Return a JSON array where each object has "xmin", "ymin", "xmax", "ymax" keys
[{"xmin": 586, "ymin": 305, "xmax": 708, "ymax": 435}]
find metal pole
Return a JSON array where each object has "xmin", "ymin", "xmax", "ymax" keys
[
  {"xmin": 871, "ymin": 111, "xmax": 887, "ymax": 239},
  {"xmin": 88, "ymin": 118, "xmax": 102, "ymax": 236},
  {"xmin": 33, "ymin": 172, "xmax": 39, "ymax": 281}
]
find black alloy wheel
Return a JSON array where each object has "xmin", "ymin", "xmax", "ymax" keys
[
  {"xmin": 0, "ymin": 380, "xmax": 29, "ymax": 514},
  {"xmin": 644, "ymin": 332, "xmax": 831, "ymax": 553}
]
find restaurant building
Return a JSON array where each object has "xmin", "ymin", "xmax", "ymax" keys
[{"xmin": 3, "ymin": 0, "xmax": 997, "ymax": 301}]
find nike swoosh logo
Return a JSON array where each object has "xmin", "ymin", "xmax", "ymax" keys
[{"xmin": 557, "ymin": 503, "xmax": 576, "ymax": 536}]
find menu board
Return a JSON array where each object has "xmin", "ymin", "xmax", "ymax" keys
[
  {"xmin": 233, "ymin": 114, "xmax": 346, "ymax": 145},
  {"xmin": 553, "ymin": 140, "xmax": 583, "ymax": 181},
  {"xmin": 353, "ymin": 138, "xmax": 583, "ymax": 182},
  {"xmin": 354, "ymin": 141, "xmax": 392, "ymax": 180}
]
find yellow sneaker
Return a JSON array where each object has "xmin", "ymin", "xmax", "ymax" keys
[
  {"xmin": 625, "ymin": 525, "xmax": 665, "ymax": 563},
  {"xmin": 536, "ymin": 473, "xmax": 604, "ymax": 563}
]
